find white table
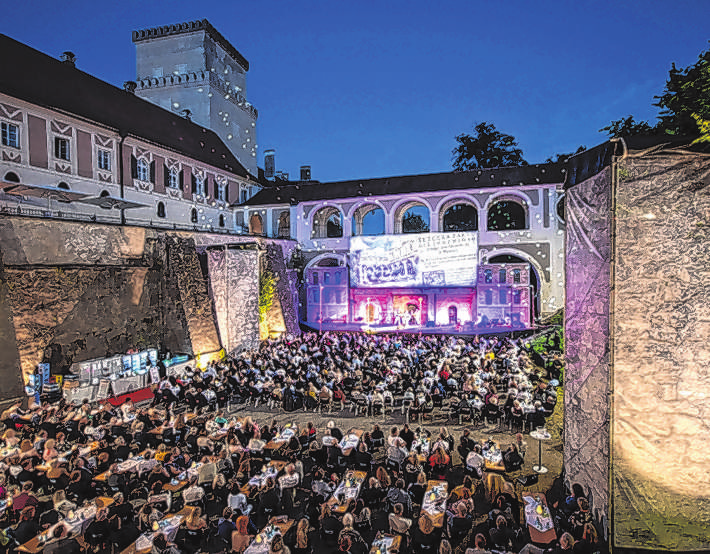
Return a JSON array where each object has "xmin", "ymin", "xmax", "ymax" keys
[{"xmin": 529, "ymin": 429, "xmax": 551, "ymax": 474}]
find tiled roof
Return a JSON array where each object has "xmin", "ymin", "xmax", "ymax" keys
[
  {"xmin": 245, "ymin": 163, "xmax": 568, "ymax": 206},
  {"xmin": 0, "ymin": 34, "xmax": 250, "ymax": 178}
]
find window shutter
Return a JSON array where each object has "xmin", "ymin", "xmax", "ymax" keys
[
  {"xmin": 164, "ymin": 165, "xmax": 170, "ymax": 188},
  {"xmin": 214, "ymin": 181, "xmax": 218, "ymax": 198},
  {"xmin": 150, "ymin": 161, "xmax": 156, "ymax": 183},
  {"xmin": 225, "ymin": 184, "xmax": 229, "ymax": 202},
  {"xmin": 179, "ymin": 170, "xmax": 184, "ymax": 190},
  {"xmin": 131, "ymin": 156, "xmax": 137, "ymax": 179},
  {"xmin": 191, "ymin": 174, "xmax": 197, "ymax": 194}
]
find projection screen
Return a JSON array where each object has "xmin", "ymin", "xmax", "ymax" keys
[{"xmin": 349, "ymin": 232, "xmax": 478, "ymax": 288}]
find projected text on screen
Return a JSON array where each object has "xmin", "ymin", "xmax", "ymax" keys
[{"xmin": 350, "ymin": 232, "xmax": 478, "ymax": 288}]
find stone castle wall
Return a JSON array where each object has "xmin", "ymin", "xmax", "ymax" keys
[{"xmin": 0, "ymin": 217, "xmax": 298, "ymax": 397}]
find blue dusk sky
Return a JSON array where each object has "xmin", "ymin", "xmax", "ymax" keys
[{"xmin": 3, "ymin": 0, "xmax": 709, "ymax": 182}]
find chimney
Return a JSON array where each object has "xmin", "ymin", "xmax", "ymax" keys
[
  {"xmin": 264, "ymin": 149, "xmax": 275, "ymax": 179},
  {"xmin": 60, "ymin": 51, "xmax": 76, "ymax": 67},
  {"xmin": 123, "ymin": 81, "xmax": 137, "ymax": 94},
  {"xmin": 300, "ymin": 165, "xmax": 311, "ymax": 182}
]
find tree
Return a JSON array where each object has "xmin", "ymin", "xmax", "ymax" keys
[
  {"xmin": 600, "ymin": 115, "xmax": 656, "ymax": 138},
  {"xmin": 601, "ymin": 42, "xmax": 710, "ymax": 138},
  {"xmin": 452, "ymin": 122, "xmax": 527, "ymax": 171},
  {"xmin": 655, "ymin": 47, "xmax": 710, "ymax": 136},
  {"xmin": 545, "ymin": 145, "xmax": 587, "ymax": 163}
]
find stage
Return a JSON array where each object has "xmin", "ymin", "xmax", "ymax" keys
[{"xmin": 299, "ymin": 319, "xmax": 539, "ymax": 338}]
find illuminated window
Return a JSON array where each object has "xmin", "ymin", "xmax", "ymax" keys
[
  {"xmin": 97, "ymin": 149, "xmax": 111, "ymax": 171},
  {"xmin": 484, "ymin": 269, "xmax": 493, "ymax": 283},
  {"xmin": 54, "ymin": 137, "xmax": 70, "ymax": 161},
  {"xmin": 324, "ymin": 272, "xmax": 331, "ymax": 284},
  {"xmin": 1, "ymin": 122, "xmax": 19, "ymax": 148},
  {"xmin": 137, "ymin": 159, "xmax": 149, "ymax": 181},
  {"xmin": 168, "ymin": 167, "xmax": 180, "ymax": 189}
]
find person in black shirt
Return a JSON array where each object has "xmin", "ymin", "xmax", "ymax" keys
[
  {"xmin": 399, "ymin": 424, "xmax": 415, "ymax": 450},
  {"xmin": 327, "ymin": 421, "xmax": 343, "ymax": 441},
  {"xmin": 13, "ymin": 506, "xmax": 40, "ymax": 545}
]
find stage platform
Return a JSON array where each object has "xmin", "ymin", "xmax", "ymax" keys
[{"xmin": 300, "ymin": 320, "xmax": 539, "ymax": 338}]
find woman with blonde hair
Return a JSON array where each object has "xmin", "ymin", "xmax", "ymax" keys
[
  {"xmin": 42, "ymin": 439, "xmax": 59, "ymax": 463},
  {"xmin": 375, "ymin": 466, "xmax": 391, "ymax": 488},
  {"xmin": 292, "ymin": 517, "xmax": 311, "ymax": 554}
]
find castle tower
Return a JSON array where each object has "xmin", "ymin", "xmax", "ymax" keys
[{"xmin": 132, "ymin": 20, "xmax": 258, "ymax": 177}]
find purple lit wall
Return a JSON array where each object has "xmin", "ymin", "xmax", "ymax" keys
[{"xmin": 564, "ymin": 166, "xmax": 612, "ymax": 532}]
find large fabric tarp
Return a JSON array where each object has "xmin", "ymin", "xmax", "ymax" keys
[{"xmin": 610, "ymin": 152, "xmax": 710, "ymax": 551}]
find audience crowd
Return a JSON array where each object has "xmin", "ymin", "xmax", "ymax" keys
[{"xmin": 0, "ymin": 331, "xmax": 604, "ymax": 554}]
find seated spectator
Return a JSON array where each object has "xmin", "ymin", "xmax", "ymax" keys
[
  {"xmin": 14, "ymin": 506, "xmax": 40, "ymax": 545},
  {"xmin": 503, "ymin": 443, "xmax": 524, "ymax": 472},
  {"xmin": 231, "ymin": 515, "xmax": 254, "ymax": 554},
  {"xmin": 388, "ymin": 503, "xmax": 412, "ymax": 535},
  {"xmin": 489, "ymin": 514, "xmax": 515, "ymax": 552}
]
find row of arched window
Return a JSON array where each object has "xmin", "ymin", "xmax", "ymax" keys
[{"xmin": 311, "ymin": 199, "xmax": 530, "ymax": 238}]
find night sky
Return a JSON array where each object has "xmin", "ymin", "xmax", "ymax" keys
[{"xmin": 3, "ymin": 0, "xmax": 708, "ymax": 182}]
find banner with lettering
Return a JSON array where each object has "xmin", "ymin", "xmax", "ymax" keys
[{"xmin": 350, "ymin": 232, "xmax": 478, "ymax": 288}]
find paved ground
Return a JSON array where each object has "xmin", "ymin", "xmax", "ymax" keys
[{"xmin": 228, "ymin": 394, "xmax": 564, "ymax": 495}]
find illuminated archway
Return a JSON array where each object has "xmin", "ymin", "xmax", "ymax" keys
[{"xmin": 311, "ymin": 206, "xmax": 343, "ymax": 238}]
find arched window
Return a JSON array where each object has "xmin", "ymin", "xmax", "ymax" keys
[
  {"xmin": 487, "ymin": 199, "xmax": 527, "ymax": 231},
  {"xmin": 219, "ymin": 214, "xmax": 225, "ymax": 227},
  {"xmin": 249, "ymin": 213, "xmax": 263, "ymax": 235},
  {"xmin": 157, "ymin": 201, "xmax": 166, "ymax": 218},
  {"xmin": 352, "ymin": 205, "xmax": 384, "ymax": 236},
  {"xmin": 311, "ymin": 207, "xmax": 343, "ymax": 238},
  {"xmin": 277, "ymin": 211, "xmax": 290, "ymax": 238},
  {"xmin": 442, "ymin": 203, "xmax": 478, "ymax": 231},
  {"xmin": 191, "ymin": 208, "xmax": 198, "ymax": 223},
  {"xmin": 401, "ymin": 205, "xmax": 429, "ymax": 234},
  {"xmin": 57, "ymin": 182, "xmax": 70, "ymax": 190},
  {"xmin": 100, "ymin": 190, "xmax": 110, "ymax": 197},
  {"xmin": 3, "ymin": 172, "xmax": 20, "ymax": 183}
]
